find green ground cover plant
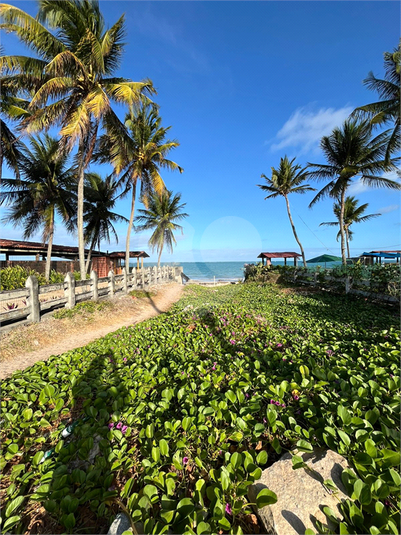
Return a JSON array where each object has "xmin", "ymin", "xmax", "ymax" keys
[
  {"xmin": 0, "ymin": 284, "xmax": 399, "ymax": 534},
  {"xmin": 53, "ymin": 301, "xmax": 113, "ymax": 320}
]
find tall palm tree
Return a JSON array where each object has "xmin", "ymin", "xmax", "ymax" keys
[
  {"xmin": 96, "ymin": 100, "xmax": 183, "ymax": 271},
  {"xmin": 0, "ymin": 119, "xmax": 25, "ymax": 183},
  {"xmin": 135, "ymin": 189, "xmax": 188, "ymax": 267},
  {"xmin": 0, "ymin": 135, "xmax": 76, "ymax": 280},
  {"xmin": 320, "ymin": 196, "xmax": 381, "ymax": 258},
  {"xmin": 353, "ymin": 45, "xmax": 400, "ymax": 162},
  {"xmin": 257, "ymin": 156, "xmax": 315, "ymax": 267},
  {"xmin": 0, "ymin": 0, "xmax": 154, "ymax": 278},
  {"xmin": 83, "ymin": 172, "xmax": 128, "ymax": 273},
  {"xmin": 307, "ymin": 118, "xmax": 400, "ymax": 264}
]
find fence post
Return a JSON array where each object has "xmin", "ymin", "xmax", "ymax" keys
[
  {"xmin": 132, "ymin": 268, "xmax": 137, "ymax": 289},
  {"xmin": 64, "ymin": 272, "xmax": 76, "ymax": 309},
  {"xmin": 142, "ymin": 267, "xmax": 145, "ymax": 288},
  {"xmin": 313, "ymin": 272, "xmax": 317, "ymax": 286},
  {"xmin": 345, "ymin": 276, "xmax": 350, "ymax": 294},
  {"xmin": 108, "ymin": 270, "xmax": 115, "ymax": 297},
  {"xmin": 26, "ymin": 275, "xmax": 40, "ymax": 323},
  {"xmin": 123, "ymin": 267, "xmax": 128, "ymax": 294},
  {"xmin": 90, "ymin": 270, "xmax": 98, "ymax": 301},
  {"xmin": 293, "ymin": 269, "xmax": 297, "ymax": 284}
]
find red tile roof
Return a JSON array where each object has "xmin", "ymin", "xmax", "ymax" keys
[{"xmin": 258, "ymin": 252, "xmax": 301, "ymax": 259}]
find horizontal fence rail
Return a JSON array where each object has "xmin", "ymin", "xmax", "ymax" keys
[{"xmin": 0, "ymin": 266, "xmax": 183, "ymax": 330}]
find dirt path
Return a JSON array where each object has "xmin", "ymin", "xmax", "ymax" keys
[{"xmin": 0, "ymin": 283, "xmax": 183, "ymax": 379}]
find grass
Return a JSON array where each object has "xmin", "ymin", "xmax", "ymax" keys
[
  {"xmin": 1, "ymin": 283, "xmax": 399, "ymax": 534},
  {"xmin": 53, "ymin": 300, "xmax": 113, "ymax": 319},
  {"xmin": 129, "ymin": 289, "xmax": 156, "ymax": 299}
]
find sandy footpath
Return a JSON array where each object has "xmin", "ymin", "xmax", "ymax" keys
[{"xmin": 0, "ymin": 283, "xmax": 183, "ymax": 379}]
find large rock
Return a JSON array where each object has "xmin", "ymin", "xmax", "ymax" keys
[{"xmin": 248, "ymin": 449, "xmax": 351, "ymax": 535}]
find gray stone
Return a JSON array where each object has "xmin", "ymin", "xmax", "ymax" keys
[
  {"xmin": 248, "ymin": 449, "xmax": 352, "ymax": 535},
  {"xmin": 107, "ymin": 513, "xmax": 131, "ymax": 535}
]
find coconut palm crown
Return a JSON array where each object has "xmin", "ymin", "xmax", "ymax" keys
[
  {"xmin": 258, "ymin": 156, "xmax": 315, "ymax": 267},
  {"xmin": 307, "ymin": 118, "xmax": 400, "ymax": 264},
  {"xmin": 135, "ymin": 189, "xmax": 188, "ymax": 267},
  {"xmin": 320, "ymin": 196, "xmax": 381, "ymax": 258},
  {"xmin": 0, "ymin": 0, "xmax": 155, "ymax": 278},
  {"xmin": 95, "ymin": 100, "xmax": 183, "ymax": 271},
  {"xmin": 353, "ymin": 45, "xmax": 401, "ymax": 161},
  {"xmin": 0, "ymin": 134, "xmax": 76, "ymax": 280}
]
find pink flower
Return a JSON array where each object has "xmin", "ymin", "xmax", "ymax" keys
[
  {"xmin": 183, "ymin": 456, "xmax": 189, "ymax": 465},
  {"xmin": 116, "ymin": 422, "xmax": 122, "ymax": 429},
  {"xmin": 122, "ymin": 425, "xmax": 128, "ymax": 434},
  {"xmin": 108, "ymin": 422, "xmax": 114, "ymax": 429},
  {"xmin": 123, "ymin": 357, "xmax": 127, "ymax": 362},
  {"xmin": 225, "ymin": 503, "xmax": 232, "ymax": 515}
]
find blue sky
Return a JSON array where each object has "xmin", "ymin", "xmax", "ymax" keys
[{"xmin": 1, "ymin": 0, "xmax": 400, "ymax": 263}]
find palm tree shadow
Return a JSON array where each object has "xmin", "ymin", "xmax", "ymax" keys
[{"xmin": 43, "ymin": 350, "xmax": 129, "ymax": 534}]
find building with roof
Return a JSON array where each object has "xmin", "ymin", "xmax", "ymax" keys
[
  {"xmin": 258, "ymin": 252, "xmax": 301, "ymax": 266},
  {"xmin": 0, "ymin": 239, "xmax": 149, "ymax": 277},
  {"xmin": 358, "ymin": 250, "xmax": 400, "ymax": 265}
]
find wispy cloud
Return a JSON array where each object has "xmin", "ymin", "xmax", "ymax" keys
[
  {"xmin": 270, "ymin": 105, "xmax": 353, "ymax": 155},
  {"xmin": 377, "ymin": 204, "xmax": 400, "ymax": 214},
  {"xmin": 349, "ymin": 171, "xmax": 401, "ymax": 195}
]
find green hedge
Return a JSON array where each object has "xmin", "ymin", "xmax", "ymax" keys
[{"xmin": 0, "ymin": 266, "xmax": 85, "ymax": 291}]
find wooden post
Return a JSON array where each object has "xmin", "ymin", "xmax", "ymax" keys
[
  {"xmin": 26, "ymin": 275, "xmax": 40, "ymax": 323},
  {"xmin": 108, "ymin": 270, "xmax": 115, "ymax": 297},
  {"xmin": 123, "ymin": 267, "xmax": 128, "ymax": 294},
  {"xmin": 284, "ymin": 258, "xmax": 287, "ymax": 266},
  {"xmin": 345, "ymin": 276, "xmax": 350, "ymax": 294},
  {"xmin": 142, "ymin": 266, "xmax": 145, "ymax": 287},
  {"xmin": 294, "ymin": 257, "xmax": 298, "ymax": 267},
  {"xmin": 141, "ymin": 257, "xmax": 144, "ymax": 269},
  {"xmin": 64, "ymin": 272, "xmax": 76, "ymax": 310},
  {"xmin": 90, "ymin": 270, "xmax": 98, "ymax": 301},
  {"xmin": 137, "ymin": 257, "xmax": 140, "ymax": 269}
]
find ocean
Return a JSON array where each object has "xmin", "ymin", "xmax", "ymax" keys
[{"xmin": 130, "ymin": 260, "xmax": 344, "ymax": 282}]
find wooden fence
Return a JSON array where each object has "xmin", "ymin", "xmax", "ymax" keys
[
  {"xmin": 285, "ymin": 270, "xmax": 399, "ymax": 303},
  {"xmin": 0, "ymin": 266, "xmax": 183, "ymax": 330}
]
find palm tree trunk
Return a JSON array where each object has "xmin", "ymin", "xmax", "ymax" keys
[
  {"xmin": 77, "ymin": 158, "xmax": 86, "ymax": 279},
  {"xmin": 157, "ymin": 246, "xmax": 163, "ymax": 268},
  {"xmin": 346, "ymin": 227, "xmax": 351, "ymax": 259},
  {"xmin": 339, "ymin": 188, "xmax": 347, "ymax": 265},
  {"xmin": 45, "ymin": 210, "xmax": 54, "ymax": 282},
  {"xmin": 85, "ymin": 235, "xmax": 97, "ymax": 274},
  {"xmin": 284, "ymin": 194, "xmax": 307, "ymax": 267},
  {"xmin": 125, "ymin": 180, "xmax": 137, "ymax": 273}
]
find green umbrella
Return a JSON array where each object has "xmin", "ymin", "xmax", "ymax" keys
[{"xmin": 306, "ymin": 254, "xmax": 342, "ymax": 268}]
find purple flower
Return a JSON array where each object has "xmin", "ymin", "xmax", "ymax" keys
[
  {"xmin": 293, "ymin": 395, "xmax": 299, "ymax": 401},
  {"xmin": 183, "ymin": 456, "xmax": 189, "ymax": 465},
  {"xmin": 282, "ymin": 357, "xmax": 287, "ymax": 361},
  {"xmin": 229, "ymin": 339, "xmax": 235, "ymax": 345},
  {"xmin": 122, "ymin": 425, "xmax": 128, "ymax": 434},
  {"xmin": 270, "ymin": 399, "xmax": 275, "ymax": 404},
  {"xmin": 245, "ymin": 393, "xmax": 250, "ymax": 399},
  {"xmin": 326, "ymin": 350, "xmax": 334, "ymax": 356},
  {"xmin": 281, "ymin": 403, "xmax": 286, "ymax": 408},
  {"xmin": 276, "ymin": 343, "xmax": 283, "ymax": 348},
  {"xmin": 212, "ymin": 366, "xmax": 216, "ymax": 371},
  {"xmin": 123, "ymin": 357, "xmax": 127, "ymax": 362},
  {"xmin": 275, "ymin": 401, "xmax": 280, "ymax": 406},
  {"xmin": 263, "ymin": 418, "xmax": 267, "ymax": 424},
  {"xmin": 225, "ymin": 503, "xmax": 232, "ymax": 515},
  {"xmin": 116, "ymin": 422, "xmax": 123, "ymax": 429},
  {"xmin": 108, "ymin": 422, "xmax": 114, "ymax": 429}
]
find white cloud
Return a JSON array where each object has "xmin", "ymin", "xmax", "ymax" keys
[
  {"xmin": 349, "ymin": 171, "xmax": 401, "ymax": 195},
  {"xmin": 377, "ymin": 204, "xmax": 400, "ymax": 214},
  {"xmin": 270, "ymin": 105, "xmax": 353, "ymax": 155}
]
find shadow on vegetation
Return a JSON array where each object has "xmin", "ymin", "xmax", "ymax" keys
[{"xmin": 37, "ymin": 350, "xmax": 129, "ymax": 534}]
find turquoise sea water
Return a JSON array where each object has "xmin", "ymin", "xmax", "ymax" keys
[{"xmin": 130, "ymin": 260, "xmax": 344, "ymax": 282}]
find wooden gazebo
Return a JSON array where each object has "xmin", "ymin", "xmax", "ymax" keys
[{"xmin": 258, "ymin": 252, "xmax": 301, "ymax": 267}]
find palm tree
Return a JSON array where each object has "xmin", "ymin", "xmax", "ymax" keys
[
  {"xmin": 320, "ymin": 196, "xmax": 381, "ymax": 258},
  {"xmin": 0, "ymin": 119, "xmax": 25, "ymax": 183},
  {"xmin": 95, "ymin": 100, "xmax": 183, "ymax": 272},
  {"xmin": 307, "ymin": 118, "xmax": 400, "ymax": 264},
  {"xmin": 353, "ymin": 45, "xmax": 400, "ymax": 162},
  {"xmin": 0, "ymin": 0, "xmax": 154, "ymax": 278},
  {"xmin": 83, "ymin": 172, "xmax": 128, "ymax": 273},
  {"xmin": 257, "ymin": 156, "xmax": 315, "ymax": 267},
  {"xmin": 0, "ymin": 135, "xmax": 76, "ymax": 281},
  {"xmin": 135, "ymin": 190, "xmax": 188, "ymax": 267}
]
